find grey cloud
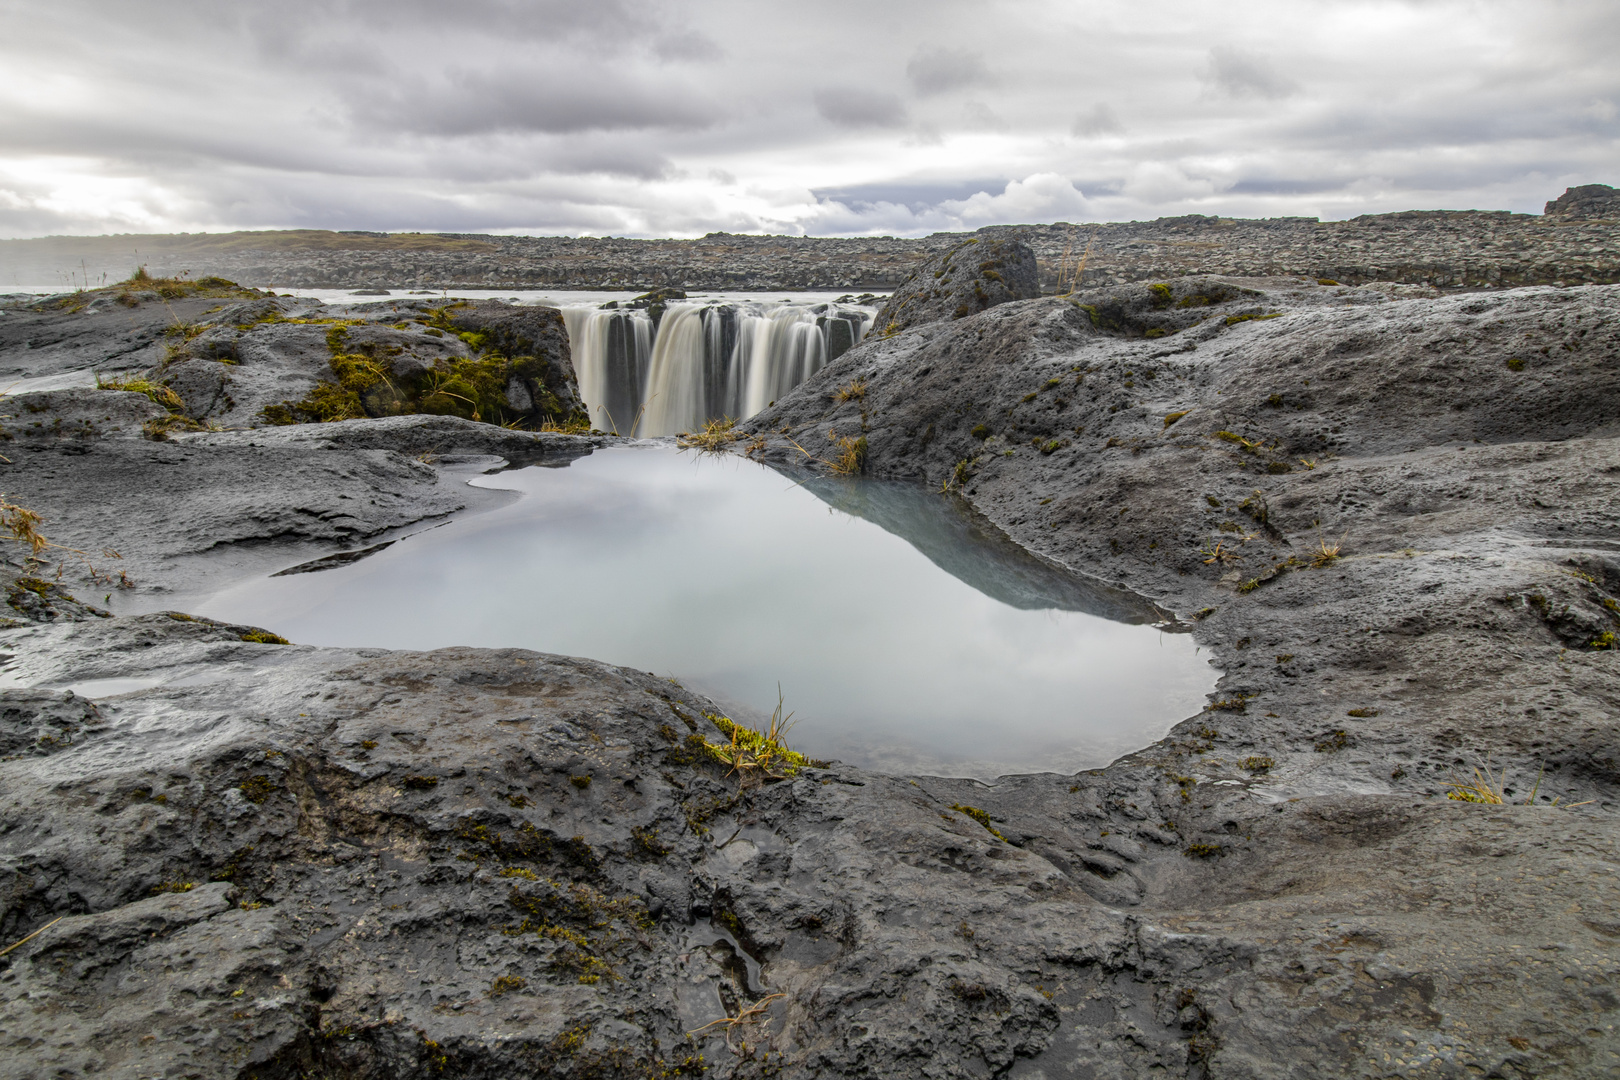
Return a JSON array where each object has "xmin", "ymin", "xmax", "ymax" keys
[
  {"xmin": 1225, "ymin": 177, "xmax": 1353, "ymax": 196},
  {"xmin": 653, "ymin": 30, "xmax": 725, "ymax": 63},
  {"xmin": 1202, "ymin": 46, "xmax": 1297, "ymax": 99},
  {"xmin": 1073, "ymin": 104, "xmax": 1124, "ymax": 136},
  {"xmin": 905, "ymin": 47, "xmax": 992, "ymax": 96},
  {"xmin": 348, "ymin": 66, "xmax": 723, "ymax": 137},
  {"xmin": 814, "ymin": 87, "xmax": 908, "ymax": 128}
]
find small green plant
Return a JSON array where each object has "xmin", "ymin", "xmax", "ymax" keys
[
  {"xmin": 1590, "ymin": 631, "xmax": 1616, "ymax": 650},
  {"xmin": 1240, "ymin": 756, "xmax": 1275, "ymax": 773},
  {"xmin": 569, "ymin": 775, "xmax": 592, "ymax": 790},
  {"xmin": 1225, "ymin": 312, "xmax": 1283, "ymax": 327},
  {"xmin": 151, "ymin": 881, "xmax": 196, "ymax": 894},
  {"xmin": 97, "ymin": 375, "xmax": 184, "ymax": 411},
  {"xmin": 489, "ymin": 975, "xmax": 527, "ymax": 996},
  {"xmin": 1182, "ymin": 843, "xmax": 1224, "ymax": 858},
  {"xmin": 1506, "ymin": 358, "xmax": 1526, "ymax": 371},
  {"xmin": 1314, "ymin": 730, "xmax": 1350, "ymax": 753},
  {"xmin": 239, "ymin": 776, "xmax": 275, "ymax": 804},
  {"xmin": 401, "ymin": 775, "xmax": 440, "ymax": 791},
  {"xmin": 239, "ymin": 629, "xmax": 289, "ymax": 645},
  {"xmin": 971, "ymin": 423, "xmax": 992, "ymax": 440},
  {"xmin": 1346, "ymin": 707, "xmax": 1380, "ymax": 718},
  {"xmin": 1164, "ymin": 410, "xmax": 1189, "ymax": 428},
  {"xmin": 949, "ymin": 804, "xmax": 1006, "ymax": 841},
  {"xmin": 698, "ymin": 689, "xmax": 814, "ymax": 784}
]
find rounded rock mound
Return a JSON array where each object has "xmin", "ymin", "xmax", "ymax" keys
[{"xmin": 870, "ymin": 236, "xmax": 1039, "ymax": 336}]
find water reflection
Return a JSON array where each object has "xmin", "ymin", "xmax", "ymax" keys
[
  {"xmin": 794, "ymin": 473, "xmax": 1170, "ymax": 623},
  {"xmin": 194, "ymin": 446, "xmax": 1214, "ymax": 779}
]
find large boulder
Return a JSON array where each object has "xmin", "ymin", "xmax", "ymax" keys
[
  {"xmin": 1543, "ymin": 183, "xmax": 1620, "ymax": 219},
  {"xmin": 868, "ymin": 236, "xmax": 1039, "ymax": 336}
]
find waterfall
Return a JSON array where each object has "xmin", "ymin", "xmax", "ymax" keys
[
  {"xmin": 561, "ymin": 300, "xmax": 873, "ymax": 437},
  {"xmin": 560, "ymin": 306, "xmax": 654, "ymax": 435}
]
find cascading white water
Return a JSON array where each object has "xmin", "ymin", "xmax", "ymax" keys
[
  {"xmin": 560, "ymin": 306, "xmax": 654, "ymax": 435},
  {"xmin": 561, "ymin": 300, "xmax": 873, "ymax": 437}
]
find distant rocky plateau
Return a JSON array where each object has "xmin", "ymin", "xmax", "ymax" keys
[
  {"xmin": 0, "ymin": 189, "xmax": 1617, "ymax": 1078},
  {"xmin": 3, "ymin": 185, "xmax": 1618, "ymax": 294}
]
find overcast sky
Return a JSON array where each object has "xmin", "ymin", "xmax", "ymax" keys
[{"xmin": 1, "ymin": 0, "xmax": 1616, "ymax": 238}]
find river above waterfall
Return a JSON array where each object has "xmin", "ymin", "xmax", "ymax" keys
[{"xmin": 190, "ymin": 446, "xmax": 1215, "ymax": 779}]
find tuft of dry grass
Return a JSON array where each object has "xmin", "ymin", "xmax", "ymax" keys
[
  {"xmin": 0, "ymin": 496, "xmax": 49, "ymax": 555},
  {"xmin": 1055, "ymin": 228, "xmax": 1096, "ymax": 297},
  {"xmin": 1311, "ymin": 530, "xmax": 1345, "ymax": 568},
  {"xmin": 688, "ymin": 991, "xmax": 786, "ymax": 1052},
  {"xmin": 1200, "ymin": 539, "xmax": 1241, "ymax": 565},
  {"xmin": 677, "ymin": 417, "xmax": 739, "ymax": 452},
  {"xmin": 787, "ymin": 432, "xmax": 865, "ymax": 476},
  {"xmin": 830, "ymin": 434, "xmax": 867, "ymax": 476},
  {"xmin": 1444, "ymin": 758, "xmax": 1590, "ymax": 807},
  {"xmin": 832, "ymin": 377, "xmax": 868, "ymax": 403}
]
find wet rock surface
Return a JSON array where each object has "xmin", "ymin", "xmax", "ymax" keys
[{"xmin": 0, "ymin": 260, "xmax": 1618, "ymax": 1075}]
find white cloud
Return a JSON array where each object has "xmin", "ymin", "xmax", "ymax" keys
[{"xmin": 0, "ymin": 0, "xmax": 1616, "ymax": 239}]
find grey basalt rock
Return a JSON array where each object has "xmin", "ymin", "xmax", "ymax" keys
[
  {"xmin": 3, "ymin": 268, "xmax": 1620, "ymax": 1074},
  {"xmin": 1544, "ymin": 183, "xmax": 1620, "ymax": 219},
  {"xmin": 869, "ymin": 236, "xmax": 1039, "ymax": 335}
]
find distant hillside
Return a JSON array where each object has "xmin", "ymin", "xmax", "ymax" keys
[{"xmin": 4, "ymin": 192, "xmax": 1617, "ymax": 293}]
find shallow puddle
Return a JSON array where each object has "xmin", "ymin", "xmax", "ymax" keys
[{"xmin": 193, "ymin": 446, "xmax": 1216, "ymax": 779}]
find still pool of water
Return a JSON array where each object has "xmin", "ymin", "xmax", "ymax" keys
[{"xmin": 194, "ymin": 447, "xmax": 1216, "ymax": 779}]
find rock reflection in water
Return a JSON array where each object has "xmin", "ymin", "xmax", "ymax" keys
[
  {"xmin": 194, "ymin": 446, "xmax": 1214, "ymax": 779},
  {"xmin": 793, "ymin": 473, "xmax": 1169, "ymax": 624}
]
